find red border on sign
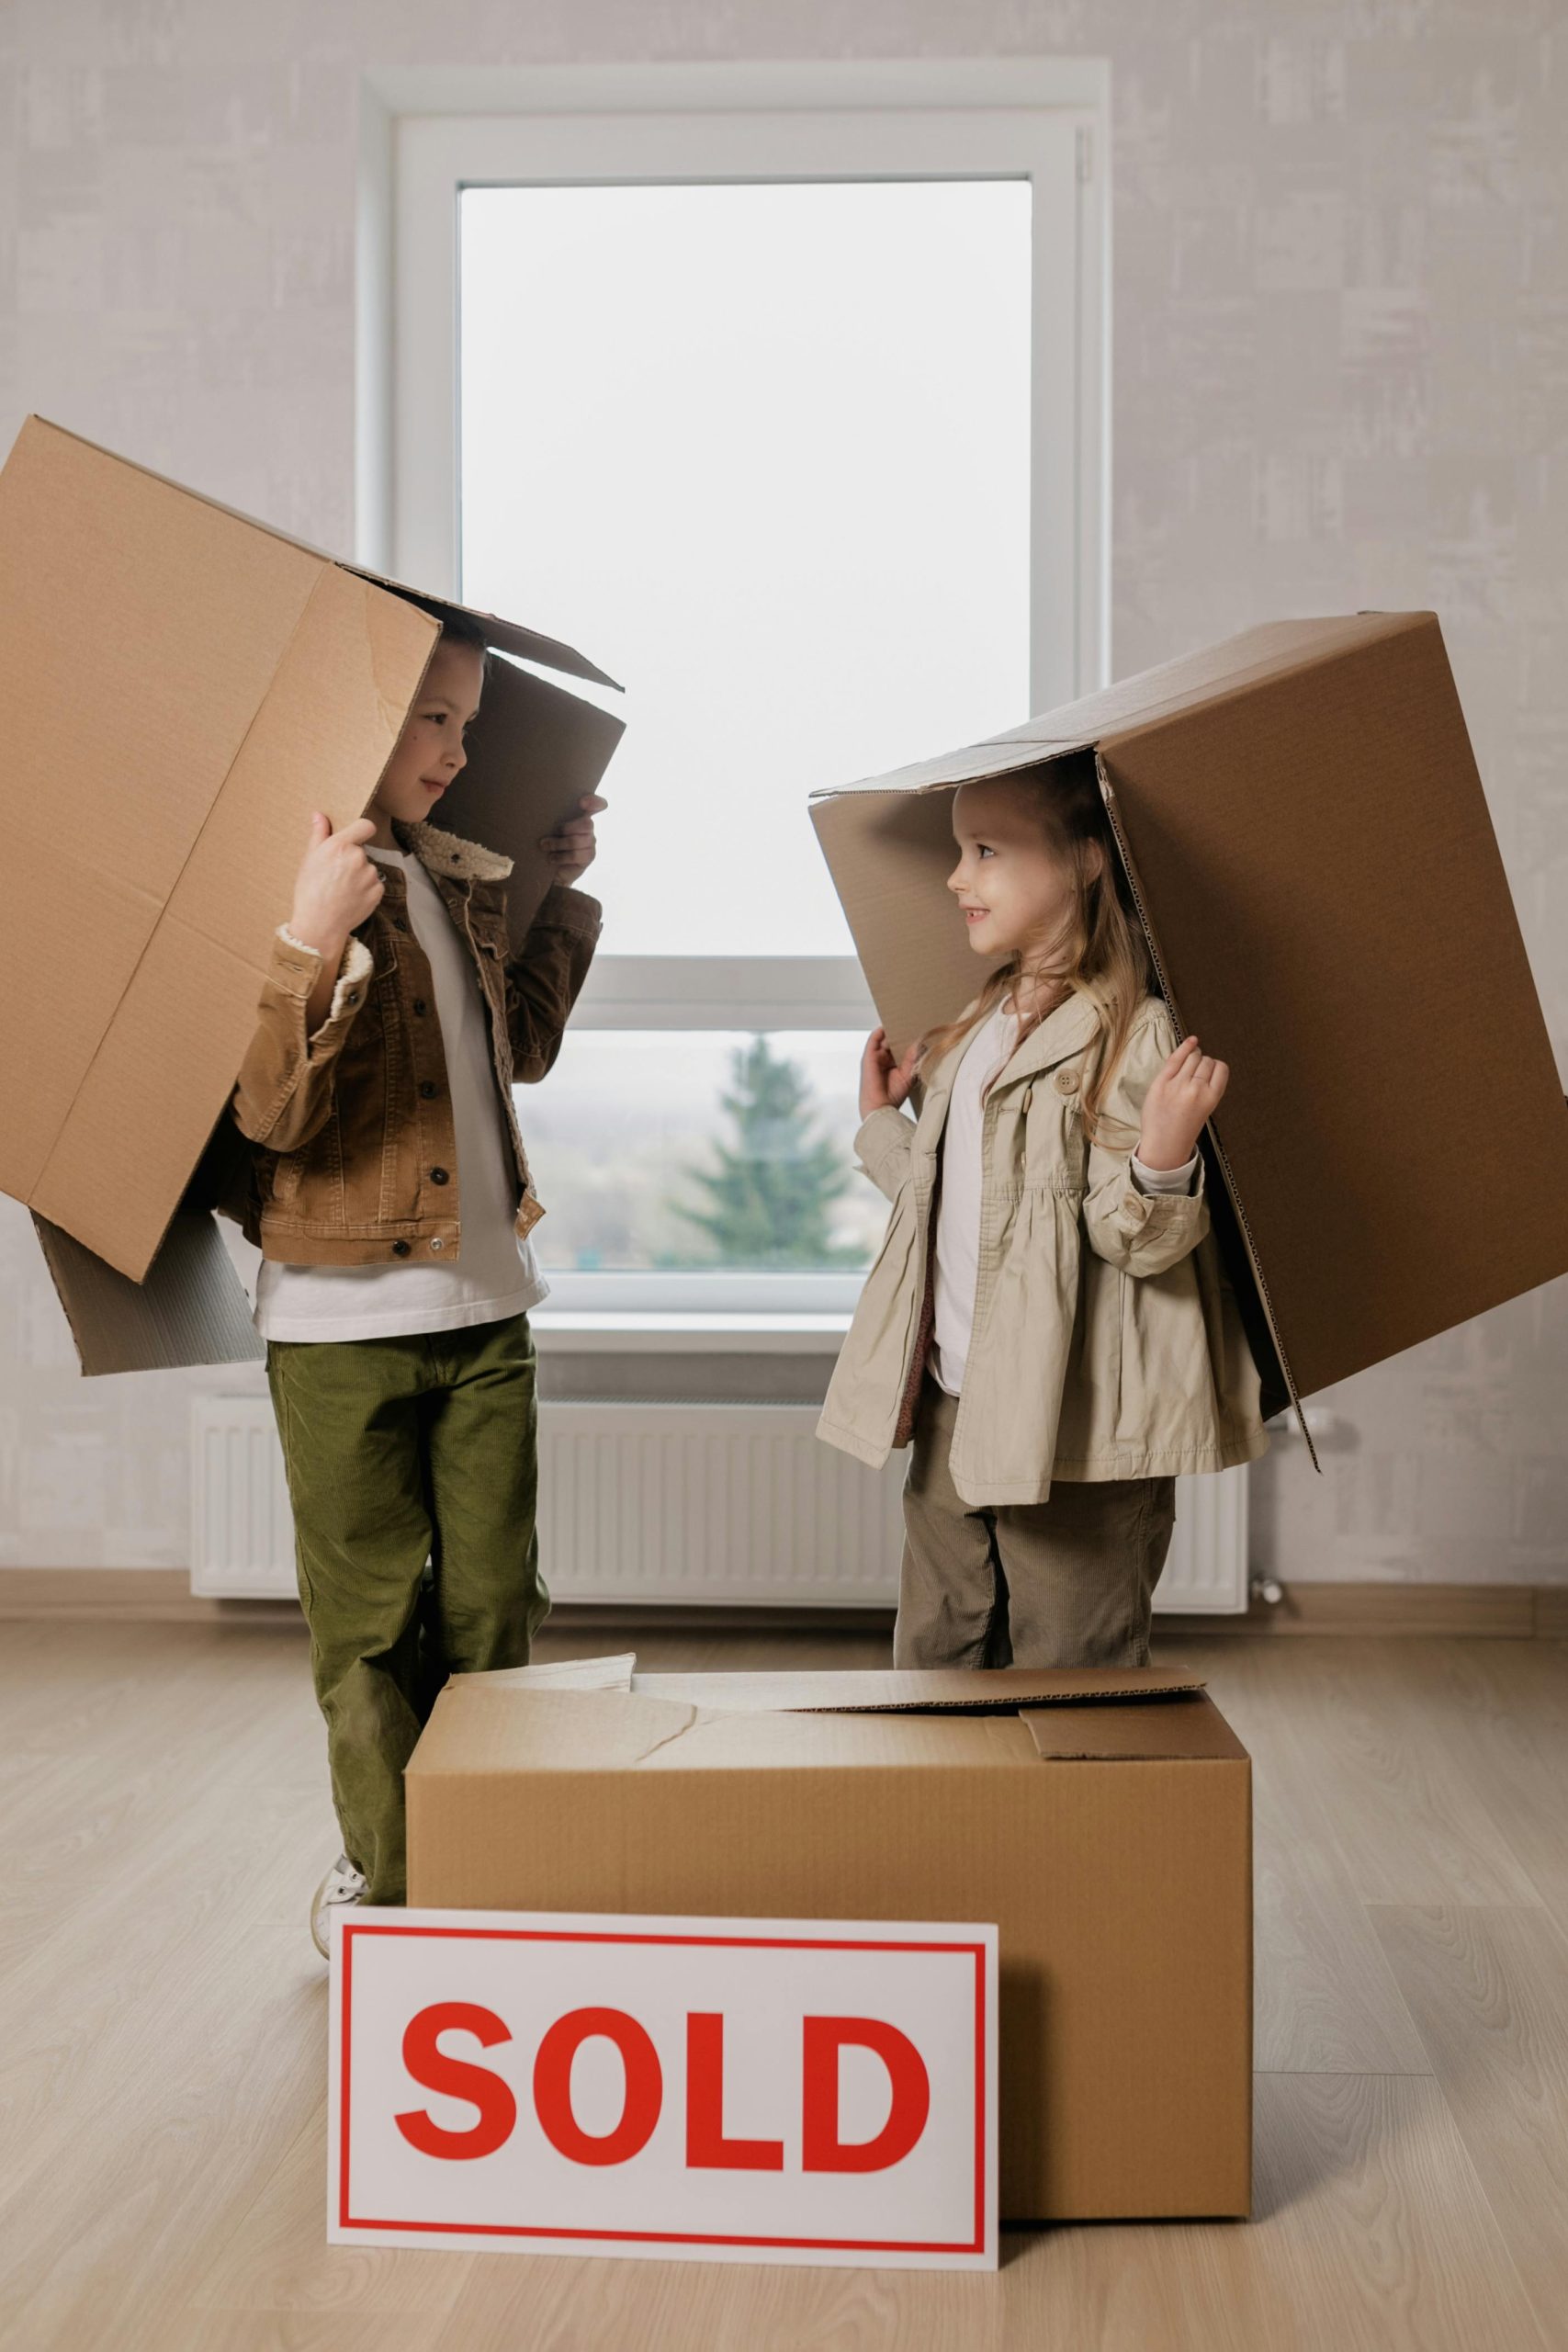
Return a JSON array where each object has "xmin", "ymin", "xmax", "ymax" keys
[{"xmin": 338, "ymin": 1923, "xmax": 988, "ymax": 2255}]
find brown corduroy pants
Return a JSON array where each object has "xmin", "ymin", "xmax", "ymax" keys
[{"xmin": 895, "ymin": 1374, "xmax": 1177, "ymax": 1670}]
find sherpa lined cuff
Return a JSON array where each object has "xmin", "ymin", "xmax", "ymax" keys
[{"xmin": 275, "ymin": 924, "xmax": 373, "ymax": 1023}]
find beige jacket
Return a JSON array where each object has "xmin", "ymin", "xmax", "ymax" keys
[{"xmin": 817, "ymin": 991, "xmax": 1269, "ymax": 1506}]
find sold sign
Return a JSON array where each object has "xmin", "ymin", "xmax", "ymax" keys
[{"xmin": 329, "ymin": 1909, "xmax": 998, "ymax": 2268}]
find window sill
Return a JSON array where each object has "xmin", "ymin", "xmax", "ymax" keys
[{"xmin": 531, "ymin": 1311, "xmax": 851, "ymax": 1354}]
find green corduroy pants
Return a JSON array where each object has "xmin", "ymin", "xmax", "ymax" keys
[{"xmin": 265, "ymin": 1311, "xmax": 547, "ymax": 1904}]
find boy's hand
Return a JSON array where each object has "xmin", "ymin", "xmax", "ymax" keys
[
  {"xmin": 1137, "ymin": 1034, "xmax": 1228, "ymax": 1170},
  {"xmin": 541, "ymin": 795, "xmax": 608, "ymax": 887},
  {"xmin": 860, "ymin": 1027, "xmax": 920, "ymax": 1122},
  {"xmin": 288, "ymin": 812, "xmax": 383, "ymax": 962}
]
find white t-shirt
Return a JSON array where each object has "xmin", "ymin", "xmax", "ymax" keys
[
  {"xmin": 931, "ymin": 1001, "xmax": 1020, "ymax": 1397},
  {"xmin": 254, "ymin": 847, "xmax": 548, "ymax": 1342},
  {"xmin": 930, "ymin": 1000, "xmax": 1198, "ymax": 1398}
]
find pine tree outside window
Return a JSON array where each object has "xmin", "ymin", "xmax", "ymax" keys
[{"xmin": 675, "ymin": 1039, "xmax": 862, "ymax": 1272}]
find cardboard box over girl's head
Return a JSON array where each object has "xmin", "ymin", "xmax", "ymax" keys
[
  {"xmin": 810, "ymin": 615, "xmax": 1568, "ymax": 1454},
  {"xmin": 0, "ymin": 416, "xmax": 625, "ymax": 1375}
]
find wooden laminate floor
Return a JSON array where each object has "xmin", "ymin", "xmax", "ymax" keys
[{"xmin": 3, "ymin": 1618, "xmax": 1567, "ymax": 2351}]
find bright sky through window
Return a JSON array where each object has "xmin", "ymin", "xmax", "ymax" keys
[{"xmin": 460, "ymin": 179, "xmax": 1032, "ymax": 956}]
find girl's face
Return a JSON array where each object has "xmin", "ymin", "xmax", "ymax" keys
[
  {"xmin": 371, "ymin": 639, "xmax": 486, "ymax": 829},
  {"xmin": 947, "ymin": 778, "xmax": 1100, "ymax": 963}
]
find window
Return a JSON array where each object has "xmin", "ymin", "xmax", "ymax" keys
[
  {"xmin": 460, "ymin": 178, "xmax": 1032, "ymax": 960},
  {"xmin": 522, "ymin": 1032, "xmax": 883, "ymax": 1295},
  {"xmin": 385, "ymin": 67, "xmax": 1108, "ymax": 1312}
]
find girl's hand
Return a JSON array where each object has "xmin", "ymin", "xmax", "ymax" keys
[
  {"xmin": 288, "ymin": 812, "xmax": 383, "ymax": 960},
  {"xmin": 541, "ymin": 795, "xmax": 608, "ymax": 886},
  {"xmin": 860, "ymin": 1027, "xmax": 920, "ymax": 1122},
  {"xmin": 1137, "ymin": 1034, "xmax": 1228, "ymax": 1170}
]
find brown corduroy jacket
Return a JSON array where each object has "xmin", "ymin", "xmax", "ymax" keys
[{"xmin": 220, "ymin": 816, "xmax": 600, "ymax": 1267}]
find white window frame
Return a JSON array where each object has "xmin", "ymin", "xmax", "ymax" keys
[{"xmin": 361, "ymin": 60, "xmax": 1110, "ymax": 1317}]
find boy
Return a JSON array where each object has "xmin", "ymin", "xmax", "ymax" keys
[{"xmin": 225, "ymin": 605, "xmax": 604, "ymax": 1951}]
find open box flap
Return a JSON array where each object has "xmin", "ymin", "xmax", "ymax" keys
[
  {"xmin": 621, "ymin": 1666, "xmax": 1205, "ymax": 1714},
  {"xmin": 1093, "ymin": 621, "xmax": 1568, "ymax": 1403},
  {"xmin": 22, "ymin": 559, "xmax": 437, "ymax": 1281},
  {"xmin": 467, "ymin": 1653, "xmax": 639, "ymax": 1693},
  {"xmin": 24, "ymin": 416, "xmax": 620, "ymax": 691},
  {"xmin": 344, "ymin": 563, "xmax": 621, "ymax": 692},
  {"xmin": 0, "ymin": 419, "xmax": 344, "ymax": 1242},
  {"xmin": 415, "ymin": 1666, "xmax": 1233, "ymax": 1779},
  {"xmin": 434, "ymin": 656, "xmax": 626, "ymax": 946},
  {"xmin": 411, "ymin": 1684, "xmax": 698, "ymax": 1777},
  {"xmin": 32, "ymin": 1210, "xmax": 263, "ymax": 1376},
  {"xmin": 458, "ymin": 1659, "xmax": 1205, "ymax": 1715},
  {"xmin": 1023, "ymin": 1697, "xmax": 1247, "ymax": 1763},
  {"xmin": 451, "ymin": 1665, "xmax": 1203, "ymax": 1721}
]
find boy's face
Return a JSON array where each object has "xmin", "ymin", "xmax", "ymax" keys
[
  {"xmin": 947, "ymin": 778, "xmax": 1100, "ymax": 961},
  {"xmin": 371, "ymin": 639, "xmax": 486, "ymax": 829}
]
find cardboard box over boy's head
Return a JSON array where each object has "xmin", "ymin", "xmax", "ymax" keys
[
  {"xmin": 811, "ymin": 614, "xmax": 1568, "ymax": 1452},
  {"xmin": 0, "ymin": 416, "xmax": 625, "ymax": 1375}
]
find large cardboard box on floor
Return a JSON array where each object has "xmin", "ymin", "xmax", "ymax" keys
[
  {"xmin": 0, "ymin": 416, "xmax": 624, "ymax": 1375},
  {"xmin": 407, "ymin": 1661, "xmax": 1252, "ymax": 2224},
  {"xmin": 811, "ymin": 615, "xmax": 1568, "ymax": 1452}
]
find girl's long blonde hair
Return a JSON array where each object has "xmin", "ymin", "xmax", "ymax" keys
[{"xmin": 919, "ymin": 752, "xmax": 1153, "ymax": 1146}]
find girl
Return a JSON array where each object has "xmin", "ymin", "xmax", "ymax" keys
[
  {"xmin": 224, "ymin": 603, "xmax": 606, "ymax": 1951},
  {"xmin": 817, "ymin": 753, "xmax": 1268, "ymax": 1670}
]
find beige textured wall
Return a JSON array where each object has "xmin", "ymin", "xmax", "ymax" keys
[{"xmin": 1, "ymin": 2, "xmax": 1563, "ymax": 1583}]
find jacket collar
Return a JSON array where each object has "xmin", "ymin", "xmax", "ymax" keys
[
  {"xmin": 923, "ymin": 986, "xmax": 1103, "ymax": 1109},
  {"xmin": 991, "ymin": 987, "xmax": 1104, "ymax": 1088},
  {"xmin": 390, "ymin": 816, "xmax": 514, "ymax": 886}
]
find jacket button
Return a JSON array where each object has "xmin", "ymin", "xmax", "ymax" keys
[
  {"xmin": 412, "ymin": 998, "xmax": 427, "ymax": 1015},
  {"xmin": 344, "ymin": 992, "xmax": 358, "ymax": 1006},
  {"xmin": 393, "ymin": 915, "xmax": 409, "ymax": 933},
  {"xmin": 391, "ymin": 1239, "xmax": 411, "ymax": 1257},
  {"xmin": 1055, "ymin": 1068, "xmax": 1080, "ymax": 1095},
  {"xmin": 430, "ymin": 1237, "xmax": 445, "ymax": 1250},
  {"xmin": 430, "ymin": 1167, "xmax": 449, "ymax": 1184},
  {"xmin": 418, "ymin": 1081, "xmax": 437, "ymax": 1099}
]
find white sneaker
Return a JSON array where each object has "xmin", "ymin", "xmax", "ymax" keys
[{"xmin": 310, "ymin": 1854, "xmax": 367, "ymax": 1957}]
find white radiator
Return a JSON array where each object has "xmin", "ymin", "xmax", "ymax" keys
[
  {"xmin": 190, "ymin": 1397, "xmax": 1249, "ymax": 1611},
  {"xmin": 189, "ymin": 1396, "xmax": 298, "ymax": 1601}
]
